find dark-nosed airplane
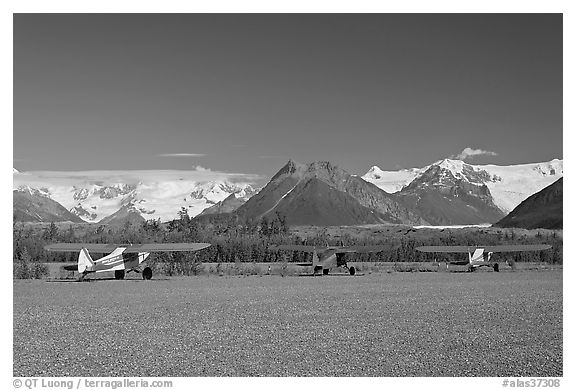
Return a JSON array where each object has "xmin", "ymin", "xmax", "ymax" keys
[
  {"xmin": 269, "ymin": 245, "xmax": 389, "ymax": 276},
  {"xmin": 416, "ymin": 244, "xmax": 552, "ymax": 272},
  {"xmin": 44, "ymin": 243, "xmax": 211, "ymax": 280}
]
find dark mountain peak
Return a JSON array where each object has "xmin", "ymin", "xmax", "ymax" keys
[
  {"xmin": 197, "ymin": 193, "xmax": 248, "ymax": 216},
  {"xmin": 235, "ymin": 159, "xmax": 425, "ymax": 226},
  {"xmin": 99, "ymin": 203, "xmax": 145, "ymax": 226},
  {"xmin": 302, "ymin": 161, "xmax": 351, "ymax": 187},
  {"xmin": 270, "ymin": 160, "xmax": 350, "ymax": 183},
  {"xmin": 494, "ymin": 178, "xmax": 562, "ymax": 229},
  {"xmin": 222, "ymin": 193, "xmax": 237, "ymax": 202},
  {"xmin": 306, "ymin": 160, "xmax": 338, "ymax": 172},
  {"xmin": 269, "ymin": 160, "xmax": 306, "ymax": 182},
  {"xmin": 13, "ymin": 189, "xmax": 84, "ymax": 223},
  {"xmin": 261, "ymin": 177, "xmax": 390, "ymax": 226}
]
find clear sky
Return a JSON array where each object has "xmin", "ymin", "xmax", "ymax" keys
[{"xmin": 13, "ymin": 13, "xmax": 562, "ymax": 179}]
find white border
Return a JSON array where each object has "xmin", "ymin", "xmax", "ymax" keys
[{"xmin": 4, "ymin": 3, "xmax": 572, "ymax": 389}]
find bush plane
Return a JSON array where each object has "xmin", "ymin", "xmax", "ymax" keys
[
  {"xmin": 44, "ymin": 243, "xmax": 211, "ymax": 280},
  {"xmin": 269, "ymin": 245, "xmax": 389, "ymax": 275},
  {"xmin": 415, "ymin": 244, "xmax": 552, "ymax": 272}
]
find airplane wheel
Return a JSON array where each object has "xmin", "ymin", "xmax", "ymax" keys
[
  {"xmin": 349, "ymin": 266, "xmax": 356, "ymax": 276},
  {"xmin": 142, "ymin": 267, "xmax": 153, "ymax": 280},
  {"xmin": 323, "ymin": 268, "xmax": 329, "ymax": 275},
  {"xmin": 493, "ymin": 263, "xmax": 499, "ymax": 272},
  {"xmin": 115, "ymin": 270, "xmax": 125, "ymax": 280},
  {"xmin": 468, "ymin": 265, "xmax": 475, "ymax": 273}
]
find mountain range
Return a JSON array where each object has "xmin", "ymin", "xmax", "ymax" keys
[
  {"xmin": 13, "ymin": 187, "xmax": 84, "ymax": 223},
  {"xmin": 13, "ymin": 170, "xmax": 257, "ymax": 224},
  {"xmin": 361, "ymin": 158, "xmax": 562, "ymax": 226},
  {"xmin": 13, "ymin": 158, "xmax": 563, "ymax": 227},
  {"xmin": 234, "ymin": 160, "xmax": 425, "ymax": 226},
  {"xmin": 363, "ymin": 158, "xmax": 563, "ymax": 214}
]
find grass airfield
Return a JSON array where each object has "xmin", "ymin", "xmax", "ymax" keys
[{"xmin": 14, "ymin": 270, "xmax": 562, "ymax": 377}]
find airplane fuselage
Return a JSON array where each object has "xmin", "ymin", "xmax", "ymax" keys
[
  {"xmin": 302, "ymin": 249, "xmax": 353, "ymax": 275},
  {"xmin": 84, "ymin": 248, "xmax": 150, "ymax": 273},
  {"xmin": 445, "ymin": 248, "xmax": 498, "ymax": 271},
  {"xmin": 47, "ymin": 242, "xmax": 212, "ymax": 281}
]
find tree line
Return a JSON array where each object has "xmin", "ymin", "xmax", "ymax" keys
[{"xmin": 13, "ymin": 207, "xmax": 563, "ymax": 278}]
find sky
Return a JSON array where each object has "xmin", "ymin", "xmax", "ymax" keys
[{"xmin": 13, "ymin": 13, "xmax": 563, "ymax": 181}]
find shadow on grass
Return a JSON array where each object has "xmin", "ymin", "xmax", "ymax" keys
[{"xmin": 45, "ymin": 277, "xmax": 171, "ymax": 283}]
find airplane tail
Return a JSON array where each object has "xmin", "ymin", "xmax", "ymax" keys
[
  {"xmin": 470, "ymin": 248, "xmax": 485, "ymax": 263},
  {"xmin": 78, "ymin": 248, "xmax": 94, "ymax": 273}
]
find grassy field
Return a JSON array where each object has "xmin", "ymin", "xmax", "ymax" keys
[{"xmin": 13, "ymin": 270, "xmax": 562, "ymax": 377}]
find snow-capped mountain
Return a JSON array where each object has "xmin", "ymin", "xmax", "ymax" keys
[
  {"xmin": 189, "ymin": 181, "xmax": 256, "ymax": 204},
  {"xmin": 363, "ymin": 166, "xmax": 422, "ymax": 193},
  {"xmin": 235, "ymin": 160, "xmax": 425, "ymax": 226},
  {"xmin": 13, "ymin": 187, "xmax": 84, "ymax": 223},
  {"xmin": 363, "ymin": 158, "xmax": 563, "ymax": 214},
  {"xmin": 394, "ymin": 161, "xmax": 505, "ymax": 225},
  {"xmin": 13, "ymin": 158, "xmax": 562, "ymax": 226},
  {"xmin": 13, "ymin": 169, "xmax": 259, "ymax": 223}
]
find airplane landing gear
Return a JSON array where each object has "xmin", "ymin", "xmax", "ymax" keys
[
  {"xmin": 142, "ymin": 267, "xmax": 153, "ymax": 280},
  {"xmin": 115, "ymin": 270, "xmax": 125, "ymax": 280},
  {"xmin": 323, "ymin": 268, "xmax": 329, "ymax": 275},
  {"xmin": 349, "ymin": 266, "xmax": 356, "ymax": 276},
  {"xmin": 493, "ymin": 263, "xmax": 499, "ymax": 272}
]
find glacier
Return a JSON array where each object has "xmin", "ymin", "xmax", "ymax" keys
[
  {"xmin": 13, "ymin": 169, "xmax": 260, "ymax": 223},
  {"xmin": 362, "ymin": 158, "xmax": 563, "ymax": 214}
]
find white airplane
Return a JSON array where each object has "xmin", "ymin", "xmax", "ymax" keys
[
  {"xmin": 44, "ymin": 243, "xmax": 211, "ymax": 280},
  {"xmin": 269, "ymin": 244, "xmax": 389, "ymax": 275},
  {"xmin": 416, "ymin": 244, "xmax": 552, "ymax": 272}
]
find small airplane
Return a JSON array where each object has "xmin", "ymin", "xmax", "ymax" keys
[
  {"xmin": 269, "ymin": 244, "xmax": 389, "ymax": 276},
  {"xmin": 44, "ymin": 243, "xmax": 211, "ymax": 280},
  {"xmin": 415, "ymin": 244, "xmax": 552, "ymax": 272}
]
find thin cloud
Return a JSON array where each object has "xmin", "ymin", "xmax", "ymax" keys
[
  {"xmin": 156, "ymin": 153, "xmax": 207, "ymax": 157},
  {"xmin": 451, "ymin": 147, "xmax": 498, "ymax": 161},
  {"xmin": 13, "ymin": 168, "xmax": 262, "ymax": 189},
  {"xmin": 231, "ymin": 144, "xmax": 247, "ymax": 148}
]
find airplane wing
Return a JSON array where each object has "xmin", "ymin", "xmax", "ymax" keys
[
  {"xmin": 336, "ymin": 245, "xmax": 390, "ymax": 253},
  {"xmin": 45, "ymin": 243, "xmax": 211, "ymax": 253},
  {"xmin": 416, "ymin": 244, "xmax": 552, "ymax": 253},
  {"xmin": 269, "ymin": 244, "xmax": 390, "ymax": 253},
  {"xmin": 122, "ymin": 243, "xmax": 211, "ymax": 253},
  {"xmin": 45, "ymin": 243, "xmax": 124, "ymax": 253}
]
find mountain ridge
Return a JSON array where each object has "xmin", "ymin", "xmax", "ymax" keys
[
  {"xmin": 13, "ymin": 188, "xmax": 84, "ymax": 223},
  {"xmin": 13, "ymin": 171, "xmax": 257, "ymax": 223},
  {"xmin": 363, "ymin": 158, "xmax": 563, "ymax": 213},
  {"xmin": 13, "ymin": 157, "xmax": 563, "ymax": 226},
  {"xmin": 235, "ymin": 160, "xmax": 426, "ymax": 226},
  {"xmin": 494, "ymin": 178, "xmax": 562, "ymax": 229}
]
